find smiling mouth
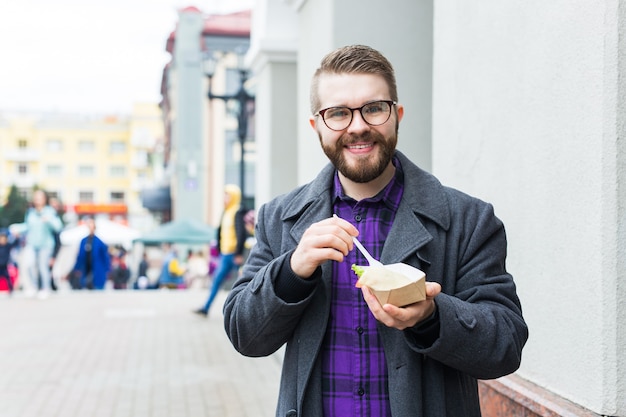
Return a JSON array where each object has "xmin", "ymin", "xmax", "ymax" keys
[{"xmin": 346, "ymin": 143, "xmax": 374, "ymax": 150}]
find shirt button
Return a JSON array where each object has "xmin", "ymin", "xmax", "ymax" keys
[
  {"xmin": 357, "ymin": 387, "xmax": 365, "ymax": 396},
  {"xmin": 354, "ymin": 214, "xmax": 362, "ymax": 222},
  {"xmin": 356, "ymin": 326, "xmax": 364, "ymax": 334}
]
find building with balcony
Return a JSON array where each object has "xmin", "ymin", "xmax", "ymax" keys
[{"xmin": 0, "ymin": 103, "xmax": 164, "ymax": 229}]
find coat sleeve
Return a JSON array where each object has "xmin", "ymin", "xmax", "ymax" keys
[
  {"xmin": 223, "ymin": 203, "xmax": 319, "ymax": 358},
  {"xmin": 406, "ymin": 197, "xmax": 528, "ymax": 380}
]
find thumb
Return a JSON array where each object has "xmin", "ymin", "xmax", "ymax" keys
[{"xmin": 425, "ymin": 281, "xmax": 442, "ymax": 298}]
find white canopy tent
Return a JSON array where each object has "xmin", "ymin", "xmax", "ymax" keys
[{"xmin": 60, "ymin": 218, "xmax": 140, "ymax": 249}]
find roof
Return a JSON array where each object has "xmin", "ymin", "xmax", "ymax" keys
[
  {"xmin": 165, "ymin": 9, "xmax": 251, "ymax": 54},
  {"xmin": 203, "ymin": 10, "xmax": 250, "ymax": 37}
]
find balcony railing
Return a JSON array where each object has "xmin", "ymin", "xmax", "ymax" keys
[{"xmin": 3, "ymin": 149, "xmax": 41, "ymax": 162}]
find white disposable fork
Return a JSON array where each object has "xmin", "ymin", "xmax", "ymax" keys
[
  {"xmin": 352, "ymin": 236, "xmax": 384, "ymax": 267},
  {"xmin": 333, "ymin": 214, "xmax": 383, "ymax": 267}
]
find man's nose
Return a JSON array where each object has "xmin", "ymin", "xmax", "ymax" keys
[{"xmin": 346, "ymin": 109, "xmax": 369, "ymax": 132}]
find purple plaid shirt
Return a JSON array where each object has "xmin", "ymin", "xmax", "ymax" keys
[{"xmin": 321, "ymin": 157, "xmax": 404, "ymax": 417}]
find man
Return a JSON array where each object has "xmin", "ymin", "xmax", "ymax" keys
[
  {"xmin": 72, "ymin": 217, "xmax": 110, "ymax": 290},
  {"xmin": 223, "ymin": 45, "xmax": 528, "ymax": 416}
]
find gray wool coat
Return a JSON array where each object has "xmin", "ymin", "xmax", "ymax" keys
[{"xmin": 223, "ymin": 151, "xmax": 528, "ymax": 417}]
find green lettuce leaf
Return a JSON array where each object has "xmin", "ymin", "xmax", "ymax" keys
[{"xmin": 351, "ymin": 264, "xmax": 368, "ymax": 277}]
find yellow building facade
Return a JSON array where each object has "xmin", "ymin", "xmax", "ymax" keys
[{"xmin": 0, "ymin": 104, "xmax": 163, "ymax": 226}]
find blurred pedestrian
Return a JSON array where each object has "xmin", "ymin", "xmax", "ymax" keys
[
  {"xmin": 0, "ymin": 229, "xmax": 19, "ymax": 295},
  {"xmin": 185, "ymin": 250, "xmax": 209, "ymax": 288},
  {"xmin": 48, "ymin": 197, "xmax": 64, "ymax": 291},
  {"xmin": 134, "ymin": 252, "xmax": 150, "ymax": 289},
  {"xmin": 110, "ymin": 251, "xmax": 130, "ymax": 290},
  {"xmin": 194, "ymin": 184, "xmax": 247, "ymax": 317},
  {"xmin": 22, "ymin": 190, "xmax": 63, "ymax": 299},
  {"xmin": 71, "ymin": 217, "xmax": 110, "ymax": 290},
  {"xmin": 158, "ymin": 244, "xmax": 186, "ymax": 289}
]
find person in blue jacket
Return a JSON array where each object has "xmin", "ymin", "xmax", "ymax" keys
[{"xmin": 72, "ymin": 217, "xmax": 110, "ymax": 290}]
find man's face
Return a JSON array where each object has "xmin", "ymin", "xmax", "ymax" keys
[
  {"xmin": 86, "ymin": 219, "xmax": 96, "ymax": 234},
  {"xmin": 33, "ymin": 190, "xmax": 46, "ymax": 208},
  {"xmin": 310, "ymin": 73, "xmax": 403, "ymax": 183}
]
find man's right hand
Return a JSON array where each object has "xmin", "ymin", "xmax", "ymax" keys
[{"xmin": 290, "ymin": 216, "xmax": 359, "ymax": 279}]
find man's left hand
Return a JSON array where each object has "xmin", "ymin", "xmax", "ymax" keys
[{"xmin": 362, "ymin": 281, "xmax": 442, "ymax": 330}]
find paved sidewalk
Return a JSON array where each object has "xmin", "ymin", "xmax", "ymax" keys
[{"xmin": 0, "ymin": 288, "xmax": 282, "ymax": 417}]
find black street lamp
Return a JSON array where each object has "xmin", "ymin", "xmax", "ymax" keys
[{"xmin": 204, "ymin": 54, "xmax": 254, "ymax": 205}]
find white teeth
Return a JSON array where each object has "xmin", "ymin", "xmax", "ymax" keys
[{"xmin": 348, "ymin": 143, "xmax": 371, "ymax": 149}]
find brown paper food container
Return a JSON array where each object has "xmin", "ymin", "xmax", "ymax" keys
[{"xmin": 365, "ymin": 263, "xmax": 426, "ymax": 307}]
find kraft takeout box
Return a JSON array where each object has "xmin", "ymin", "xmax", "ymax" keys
[{"xmin": 355, "ymin": 263, "xmax": 426, "ymax": 307}]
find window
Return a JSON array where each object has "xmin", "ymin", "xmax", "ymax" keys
[
  {"xmin": 78, "ymin": 165, "xmax": 95, "ymax": 176},
  {"xmin": 17, "ymin": 139, "xmax": 27, "ymax": 149},
  {"xmin": 47, "ymin": 165, "xmax": 63, "ymax": 176},
  {"xmin": 110, "ymin": 191, "xmax": 125, "ymax": 203},
  {"xmin": 78, "ymin": 140, "xmax": 95, "ymax": 152},
  {"xmin": 46, "ymin": 139, "xmax": 63, "ymax": 152},
  {"xmin": 78, "ymin": 191, "xmax": 94, "ymax": 202},
  {"xmin": 17, "ymin": 163, "xmax": 28, "ymax": 175},
  {"xmin": 109, "ymin": 165, "xmax": 126, "ymax": 177},
  {"xmin": 109, "ymin": 140, "xmax": 126, "ymax": 154}
]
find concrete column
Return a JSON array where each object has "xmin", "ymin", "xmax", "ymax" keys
[
  {"xmin": 248, "ymin": 0, "xmax": 299, "ymax": 207},
  {"xmin": 171, "ymin": 9, "xmax": 207, "ymax": 223}
]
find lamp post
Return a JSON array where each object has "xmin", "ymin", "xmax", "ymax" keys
[{"xmin": 204, "ymin": 54, "xmax": 254, "ymax": 205}]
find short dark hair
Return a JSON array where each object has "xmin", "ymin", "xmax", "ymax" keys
[{"xmin": 310, "ymin": 45, "xmax": 398, "ymax": 114}]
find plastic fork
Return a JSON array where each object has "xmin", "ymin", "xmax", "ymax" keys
[
  {"xmin": 352, "ymin": 236, "xmax": 384, "ymax": 267},
  {"xmin": 333, "ymin": 214, "xmax": 383, "ymax": 267}
]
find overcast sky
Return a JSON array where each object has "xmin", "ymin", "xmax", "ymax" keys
[{"xmin": 0, "ymin": 0, "xmax": 254, "ymax": 116}]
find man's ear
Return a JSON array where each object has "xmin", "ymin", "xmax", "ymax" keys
[
  {"xmin": 396, "ymin": 104, "xmax": 404, "ymax": 123},
  {"xmin": 309, "ymin": 116, "xmax": 317, "ymax": 131}
]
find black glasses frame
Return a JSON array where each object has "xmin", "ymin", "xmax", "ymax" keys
[{"xmin": 315, "ymin": 100, "xmax": 397, "ymax": 131}]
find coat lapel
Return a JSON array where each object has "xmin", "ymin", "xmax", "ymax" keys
[
  {"xmin": 381, "ymin": 201, "xmax": 433, "ymax": 265},
  {"xmin": 381, "ymin": 152, "xmax": 450, "ymax": 268}
]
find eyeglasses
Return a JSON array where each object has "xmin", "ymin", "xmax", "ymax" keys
[{"xmin": 315, "ymin": 100, "xmax": 396, "ymax": 131}]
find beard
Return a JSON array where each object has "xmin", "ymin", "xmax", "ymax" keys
[{"xmin": 319, "ymin": 127, "xmax": 398, "ymax": 183}]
